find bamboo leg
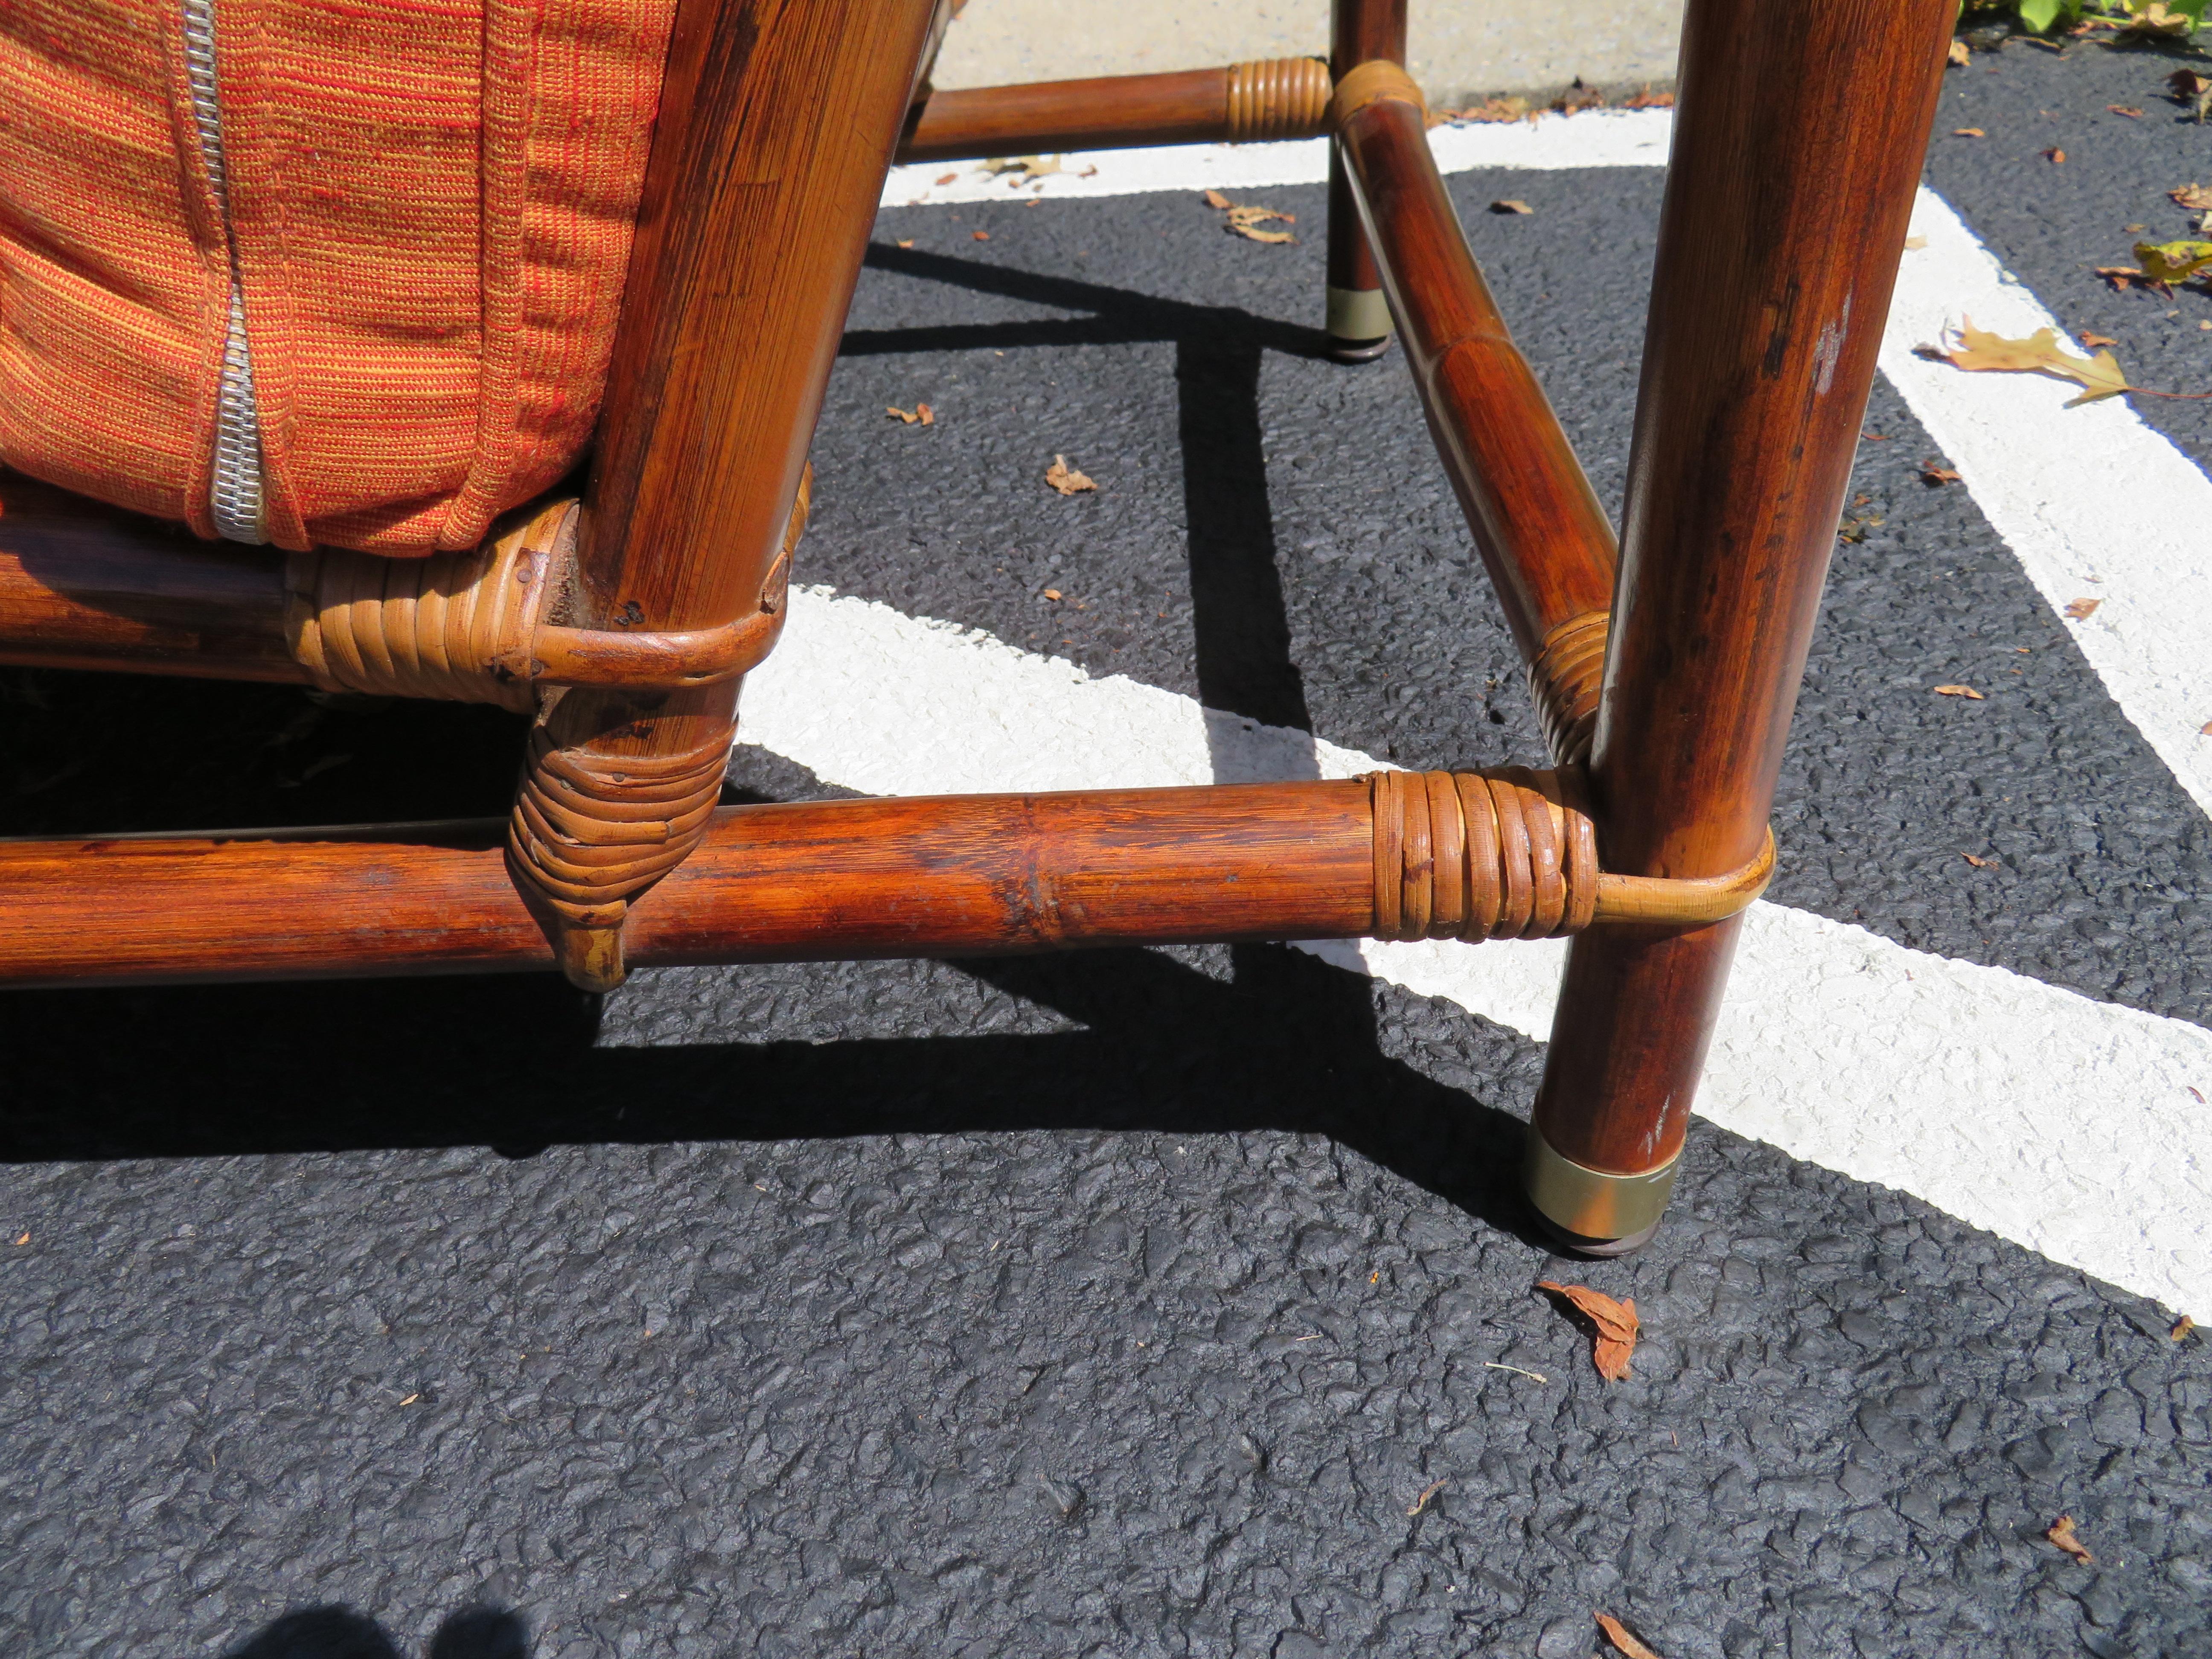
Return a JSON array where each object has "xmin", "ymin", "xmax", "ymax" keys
[
  {"xmin": 508, "ymin": 0, "xmax": 940, "ymax": 991},
  {"xmin": 1324, "ymin": 0, "xmax": 1405, "ymax": 362},
  {"xmin": 1524, "ymin": 0, "xmax": 1955, "ymax": 1250}
]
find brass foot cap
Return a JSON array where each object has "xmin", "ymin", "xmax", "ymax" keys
[
  {"xmin": 1326, "ymin": 285, "xmax": 1394, "ymax": 361},
  {"xmin": 1326, "ymin": 334, "xmax": 1394, "ymax": 364},
  {"xmin": 1522, "ymin": 1130, "xmax": 1680, "ymax": 1251}
]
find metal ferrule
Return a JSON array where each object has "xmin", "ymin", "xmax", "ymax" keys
[
  {"xmin": 1326, "ymin": 284, "xmax": 1393, "ymax": 343},
  {"xmin": 1522, "ymin": 1130, "xmax": 1681, "ymax": 1243}
]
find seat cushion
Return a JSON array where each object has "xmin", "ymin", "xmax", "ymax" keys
[{"xmin": 0, "ymin": 0, "xmax": 675, "ymax": 555}]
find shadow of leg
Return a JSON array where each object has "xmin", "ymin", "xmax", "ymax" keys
[
  {"xmin": 1176, "ymin": 332, "xmax": 1316, "ymax": 781},
  {"xmin": 427, "ymin": 1604, "xmax": 532, "ymax": 1659},
  {"xmin": 224, "ymin": 1606, "xmax": 403, "ymax": 1659}
]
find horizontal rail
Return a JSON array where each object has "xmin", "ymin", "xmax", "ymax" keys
[
  {"xmin": 0, "ymin": 472, "xmax": 304, "ymax": 683},
  {"xmin": 0, "ymin": 776, "xmax": 1771, "ymax": 989},
  {"xmin": 0, "ymin": 480, "xmax": 798, "ymax": 699},
  {"xmin": 898, "ymin": 59, "xmax": 1332, "ymax": 163},
  {"xmin": 0, "ymin": 783, "xmax": 1377, "ymax": 987}
]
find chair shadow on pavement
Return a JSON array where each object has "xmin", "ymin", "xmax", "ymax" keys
[
  {"xmin": 0, "ymin": 936, "xmax": 1556, "ymax": 1252},
  {"xmin": 0, "ymin": 244, "xmax": 1557, "ymax": 1251},
  {"xmin": 226, "ymin": 1602, "xmax": 528, "ymax": 1659}
]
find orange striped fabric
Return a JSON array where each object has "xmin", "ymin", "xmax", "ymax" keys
[{"xmin": 0, "ymin": 0, "xmax": 675, "ymax": 555}]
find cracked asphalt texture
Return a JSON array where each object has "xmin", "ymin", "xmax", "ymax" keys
[{"xmin": 3, "ymin": 31, "xmax": 2210, "ymax": 1659}]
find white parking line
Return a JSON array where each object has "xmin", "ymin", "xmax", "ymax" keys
[
  {"xmin": 742, "ymin": 590, "xmax": 2212, "ymax": 1318},
  {"xmin": 879, "ymin": 109, "xmax": 1674, "ymax": 207},
  {"xmin": 1886, "ymin": 190, "xmax": 2212, "ymax": 821}
]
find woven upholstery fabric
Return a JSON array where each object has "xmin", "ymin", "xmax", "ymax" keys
[{"xmin": 0, "ymin": 0, "xmax": 675, "ymax": 555}]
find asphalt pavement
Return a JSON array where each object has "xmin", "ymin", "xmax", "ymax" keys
[{"xmin": 3, "ymin": 28, "xmax": 2210, "ymax": 1659}]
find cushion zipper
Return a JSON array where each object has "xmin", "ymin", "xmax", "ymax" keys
[{"xmin": 180, "ymin": 0, "xmax": 268, "ymax": 544}]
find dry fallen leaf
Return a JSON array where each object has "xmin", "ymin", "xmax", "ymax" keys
[
  {"xmin": 397, "ymin": 1392, "xmax": 420, "ymax": 1407},
  {"xmin": 1936, "ymin": 317, "xmax": 2132, "ymax": 407},
  {"xmin": 916, "ymin": 402, "xmax": 934, "ymax": 426},
  {"xmin": 1445, "ymin": 94, "xmax": 1537, "ymax": 123},
  {"xmin": 971, "ymin": 230, "xmax": 991, "ymax": 242},
  {"xmin": 1535, "ymin": 1281, "xmax": 1639, "ymax": 1381},
  {"xmin": 2137, "ymin": 239, "xmax": 2212, "ymax": 285},
  {"xmin": 2108, "ymin": 105, "xmax": 2145, "ymax": 117},
  {"xmin": 12, "ymin": 1232, "xmax": 26, "ymax": 1246},
  {"xmin": 1620, "ymin": 87, "xmax": 1673, "ymax": 110},
  {"xmin": 1919, "ymin": 463, "xmax": 1961, "ymax": 485},
  {"xmin": 2095, "ymin": 265, "xmax": 2157, "ymax": 293},
  {"xmin": 1223, "ymin": 202, "xmax": 1297, "ymax": 243},
  {"xmin": 2171, "ymin": 69, "xmax": 2212, "ymax": 121},
  {"xmin": 2174, "ymin": 1314, "xmax": 2197, "ymax": 1339},
  {"xmin": 886, "ymin": 405, "xmax": 921, "ymax": 424},
  {"xmin": 1491, "ymin": 198, "xmax": 1535, "ymax": 215},
  {"xmin": 1962, "ymin": 852, "xmax": 1994, "ymax": 868},
  {"xmin": 895, "ymin": 237, "xmax": 915, "ymax": 249},
  {"xmin": 1953, "ymin": 127, "xmax": 1985, "ymax": 138},
  {"xmin": 982, "ymin": 154, "xmax": 1061, "ymax": 181},
  {"xmin": 1948, "ymin": 39, "xmax": 1972, "ymax": 66},
  {"xmin": 934, "ymin": 172, "xmax": 958, "ymax": 186},
  {"xmin": 1903, "ymin": 234, "xmax": 1928, "ymax": 249},
  {"xmin": 1597, "ymin": 1613, "xmax": 1663, "ymax": 1659},
  {"xmin": 1861, "ymin": 430, "xmax": 1891, "ymax": 441},
  {"xmin": 2120, "ymin": 1, "xmax": 2197, "ymax": 40},
  {"xmin": 1041, "ymin": 588, "xmax": 1062, "ymax": 601},
  {"xmin": 1202, "ymin": 189, "xmax": 1231, "ymax": 210},
  {"xmin": 2064, "ymin": 597, "xmax": 2102, "ymax": 619},
  {"xmin": 2046, "ymin": 1515, "xmax": 2094, "ymax": 1565},
  {"xmin": 2203, "ymin": 719, "xmax": 2212, "ymax": 736},
  {"xmin": 1044, "ymin": 455, "xmax": 1095, "ymax": 495},
  {"xmin": 2079, "ymin": 330, "xmax": 2119, "ymax": 348},
  {"xmin": 1934, "ymin": 684, "xmax": 1986, "ymax": 699},
  {"xmin": 1406, "ymin": 1478, "xmax": 1447, "ymax": 1517},
  {"xmin": 2042, "ymin": 147, "xmax": 2066, "ymax": 165}
]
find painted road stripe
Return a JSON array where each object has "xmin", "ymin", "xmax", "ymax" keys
[
  {"xmin": 1886, "ymin": 190, "xmax": 2212, "ymax": 821},
  {"xmin": 739, "ymin": 589, "xmax": 2212, "ymax": 1319},
  {"xmin": 884, "ymin": 114, "xmax": 2212, "ymax": 821},
  {"xmin": 879, "ymin": 109, "xmax": 1675, "ymax": 207}
]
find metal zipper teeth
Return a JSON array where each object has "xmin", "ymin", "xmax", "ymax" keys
[{"xmin": 180, "ymin": 0, "xmax": 268, "ymax": 544}]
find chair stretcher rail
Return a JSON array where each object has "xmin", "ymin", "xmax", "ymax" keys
[
  {"xmin": 896, "ymin": 59, "xmax": 1333, "ymax": 163},
  {"xmin": 1330, "ymin": 61, "xmax": 1622, "ymax": 762},
  {"xmin": 0, "ymin": 775, "xmax": 1770, "ymax": 989}
]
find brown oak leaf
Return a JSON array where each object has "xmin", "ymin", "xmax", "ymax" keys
[
  {"xmin": 2046, "ymin": 1515, "xmax": 2094, "ymax": 1565},
  {"xmin": 1597, "ymin": 1613, "xmax": 1663, "ymax": 1659},
  {"xmin": 1536, "ymin": 1282, "xmax": 1638, "ymax": 1381},
  {"xmin": 1937, "ymin": 317, "xmax": 2131, "ymax": 406},
  {"xmin": 1223, "ymin": 202, "xmax": 1296, "ymax": 243},
  {"xmin": 1044, "ymin": 455, "xmax": 1096, "ymax": 495}
]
